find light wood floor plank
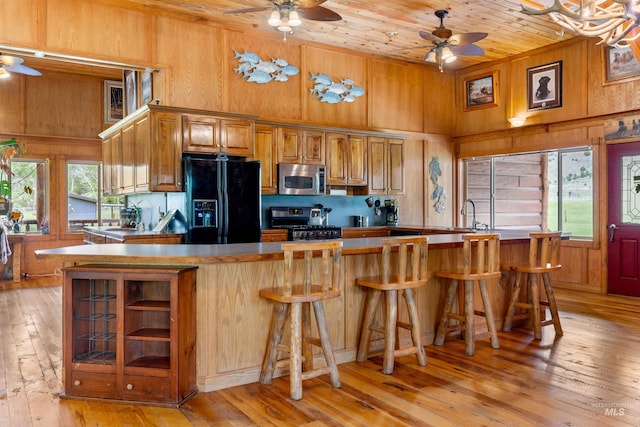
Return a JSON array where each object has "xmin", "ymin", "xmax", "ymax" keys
[{"xmin": 3, "ymin": 280, "xmax": 640, "ymax": 425}]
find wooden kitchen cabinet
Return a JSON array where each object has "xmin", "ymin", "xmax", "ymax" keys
[
  {"xmin": 277, "ymin": 127, "xmax": 324, "ymax": 165},
  {"xmin": 100, "ymin": 106, "xmax": 182, "ymax": 194},
  {"xmin": 63, "ymin": 265, "xmax": 197, "ymax": 406},
  {"xmin": 368, "ymin": 136, "xmax": 404, "ymax": 195},
  {"xmin": 261, "ymin": 229, "xmax": 288, "ymax": 242},
  {"xmin": 254, "ymin": 124, "xmax": 278, "ymax": 194},
  {"xmin": 326, "ymin": 133, "xmax": 367, "ymax": 186},
  {"xmin": 182, "ymin": 114, "xmax": 254, "ymax": 157}
]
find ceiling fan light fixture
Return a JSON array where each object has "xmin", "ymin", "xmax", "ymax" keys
[
  {"xmin": 424, "ymin": 50, "xmax": 437, "ymax": 63},
  {"xmin": 268, "ymin": 8, "xmax": 281, "ymax": 26},
  {"xmin": 0, "ymin": 67, "xmax": 9, "ymax": 79},
  {"xmin": 441, "ymin": 46, "xmax": 456, "ymax": 62},
  {"xmin": 289, "ymin": 10, "xmax": 302, "ymax": 27}
]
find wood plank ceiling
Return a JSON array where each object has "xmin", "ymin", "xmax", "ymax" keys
[{"xmin": 115, "ymin": 0, "xmax": 584, "ymax": 70}]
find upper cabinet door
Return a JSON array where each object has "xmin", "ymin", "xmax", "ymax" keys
[
  {"xmin": 220, "ymin": 119, "xmax": 254, "ymax": 157},
  {"xmin": 326, "ymin": 133, "xmax": 348, "ymax": 185},
  {"xmin": 347, "ymin": 134, "xmax": 367, "ymax": 186},
  {"xmin": 182, "ymin": 115, "xmax": 220, "ymax": 153},
  {"xmin": 254, "ymin": 124, "xmax": 278, "ymax": 195},
  {"xmin": 277, "ymin": 128, "xmax": 324, "ymax": 165}
]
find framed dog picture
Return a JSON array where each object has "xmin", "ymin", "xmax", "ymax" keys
[
  {"xmin": 527, "ymin": 61, "xmax": 562, "ymax": 111},
  {"xmin": 464, "ymin": 71, "xmax": 498, "ymax": 111}
]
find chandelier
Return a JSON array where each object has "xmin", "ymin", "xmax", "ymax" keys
[{"xmin": 520, "ymin": 0, "xmax": 640, "ymax": 47}]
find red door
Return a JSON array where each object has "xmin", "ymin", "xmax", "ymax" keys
[{"xmin": 607, "ymin": 141, "xmax": 640, "ymax": 296}]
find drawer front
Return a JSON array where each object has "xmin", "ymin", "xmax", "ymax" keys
[
  {"xmin": 67, "ymin": 371, "xmax": 118, "ymax": 399},
  {"xmin": 122, "ymin": 375, "xmax": 173, "ymax": 402}
]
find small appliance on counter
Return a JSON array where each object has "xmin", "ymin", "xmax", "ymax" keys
[
  {"xmin": 120, "ymin": 207, "xmax": 139, "ymax": 229},
  {"xmin": 270, "ymin": 206, "xmax": 341, "ymax": 241},
  {"xmin": 385, "ymin": 199, "xmax": 399, "ymax": 226}
]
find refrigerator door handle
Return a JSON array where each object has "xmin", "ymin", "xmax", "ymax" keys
[{"xmin": 221, "ymin": 160, "xmax": 229, "ymax": 244}]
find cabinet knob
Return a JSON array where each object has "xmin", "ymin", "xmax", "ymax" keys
[
  {"xmin": 74, "ymin": 380, "xmax": 81, "ymax": 386},
  {"xmin": 127, "ymin": 383, "xmax": 134, "ymax": 390}
]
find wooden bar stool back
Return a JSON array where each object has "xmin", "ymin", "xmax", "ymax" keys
[
  {"xmin": 502, "ymin": 231, "xmax": 563, "ymax": 339},
  {"xmin": 356, "ymin": 236, "xmax": 429, "ymax": 374},
  {"xmin": 434, "ymin": 233, "xmax": 501, "ymax": 356},
  {"xmin": 259, "ymin": 240, "xmax": 342, "ymax": 401}
]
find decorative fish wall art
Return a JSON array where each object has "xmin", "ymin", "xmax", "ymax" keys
[
  {"xmin": 309, "ymin": 73, "xmax": 365, "ymax": 104},
  {"xmin": 232, "ymin": 50, "xmax": 299, "ymax": 84}
]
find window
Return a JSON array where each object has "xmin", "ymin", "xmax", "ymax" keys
[
  {"xmin": 67, "ymin": 162, "xmax": 123, "ymax": 231},
  {"xmin": 463, "ymin": 147, "xmax": 593, "ymax": 238},
  {"xmin": 8, "ymin": 159, "xmax": 49, "ymax": 233}
]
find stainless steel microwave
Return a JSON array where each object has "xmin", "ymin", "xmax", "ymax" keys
[{"xmin": 278, "ymin": 163, "xmax": 326, "ymax": 195}]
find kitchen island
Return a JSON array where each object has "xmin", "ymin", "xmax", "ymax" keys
[{"xmin": 36, "ymin": 230, "xmax": 533, "ymax": 393}]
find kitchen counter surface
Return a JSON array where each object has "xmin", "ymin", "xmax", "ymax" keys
[{"xmin": 37, "ymin": 228, "xmax": 531, "ymax": 264}]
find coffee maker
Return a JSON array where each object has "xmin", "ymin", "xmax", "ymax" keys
[{"xmin": 385, "ymin": 199, "xmax": 399, "ymax": 226}]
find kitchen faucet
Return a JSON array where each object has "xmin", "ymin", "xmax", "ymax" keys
[{"xmin": 461, "ymin": 199, "xmax": 479, "ymax": 230}]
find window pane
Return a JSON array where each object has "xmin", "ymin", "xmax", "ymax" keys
[
  {"xmin": 9, "ymin": 159, "xmax": 48, "ymax": 233},
  {"xmin": 494, "ymin": 153, "xmax": 545, "ymax": 230},
  {"xmin": 559, "ymin": 150, "xmax": 593, "ymax": 238},
  {"xmin": 465, "ymin": 159, "xmax": 492, "ymax": 228},
  {"xmin": 67, "ymin": 162, "xmax": 124, "ymax": 231}
]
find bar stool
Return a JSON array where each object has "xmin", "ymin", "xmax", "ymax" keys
[
  {"xmin": 434, "ymin": 233, "xmax": 501, "ymax": 356},
  {"xmin": 502, "ymin": 231, "xmax": 563, "ymax": 339},
  {"xmin": 356, "ymin": 236, "xmax": 429, "ymax": 374},
  {"xmin": 259, "ymin": 240, "xmax": 342, "ymax": 401}
]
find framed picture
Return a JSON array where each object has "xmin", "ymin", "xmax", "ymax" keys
[
  {"xmin": 527, "ymin": 61, "xmax": 562, "ymax": 111},
  {"xmin": 604, "ymin": 45, "xmax": 640, "ymax": 83},
  {"xmin": 123, "ymin": 69, "xmax": 138, "ymax": 116},
  {"xmin": 140, "ymin": 71, "xmax": 153, "ymax": 105},
  {"xmin": 104, "ymin": 80, "xmax": 123, "ymax": 123},
  {"xmin": 464, "ymin": 71, "xmax": 498, "ymax": 111}
]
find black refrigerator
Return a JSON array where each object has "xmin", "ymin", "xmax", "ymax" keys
[{"xmin": 184, "ymin": 154, "xmax": 261, "ymax": 244}]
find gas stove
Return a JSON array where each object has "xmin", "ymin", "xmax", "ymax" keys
[{"xmin": 269, "ymin": 207, "xmax": 342, "ymax": 241}]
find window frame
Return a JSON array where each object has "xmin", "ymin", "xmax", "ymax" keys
[
  {"xmin": 7, "ymin": 158, "xmax": 50, "ymax": 234},
  {"xmin": 462, "ymin": 146, "xmax": 595, "ymax": 240}
]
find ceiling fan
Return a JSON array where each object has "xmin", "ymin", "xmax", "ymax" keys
[
  {"xmin": 225, "ymin": 1, "xmax": 341, "ymax": 39},
  {"xmin": 0, "ymin": 54, "xmax": 42, "ymax": 78},
  {"xmin": 419, "ymin": 10, "xmax": 487, "ymax": 72}
]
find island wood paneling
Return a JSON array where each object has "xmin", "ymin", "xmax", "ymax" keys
[{"xmin": 191, "ymin": 241, "xmax": 531, "ymax": 392}]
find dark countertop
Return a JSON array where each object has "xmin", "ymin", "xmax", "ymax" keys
[
  {"xmin": 37, "ymin": 228, "xmax": 532, "ymax": 264},
  {"xmin": 84, "ymin": 225, "xmax": 184, "ymax": 239}
]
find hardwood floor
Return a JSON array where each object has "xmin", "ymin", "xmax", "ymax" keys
[{"xmin": 2, "ymin": 277, "xmax": 640, "ymax": 426}]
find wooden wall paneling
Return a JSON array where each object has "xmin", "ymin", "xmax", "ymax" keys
[
  {"xmin": 44, "ymin": 0, "xmax": 152, "ymax": 64},
  {"xmin": 508, "ymin": 39, "xmax": 588, "ymax": 127},
  {"xmin": 424, "ymin": 136, "xmax": 454, "ymax": 227},
  {"xmin": 0, "ymin": 0, "xmax": 39, "ymax": 47},
  {"xmin": 513, "ymin": 127, "xmax": 588, "ymax": 152},
  {"xmin": 226, "ymin": 30, "xmax": 303, "ymax": 121},
  {"xmin": 369, "ymin": 60, "xmax": 424, "ymax": 133},
  {"xmin": 398, "ymin": 138, "xmax": 424, "ymax": 226},
  {"xmin": 456, "ymin": 63, "xmax": 510, "ymax": 136},
  {"xmin": 0, "ymin": 75, "xmax": 26, "ymax": 134},
  {"xmin": 423, "ymin": 68, "xmax": 454, "ymax": 135},
  {"xmin": 585, "ymin": 40, "xmax": 640, "ymax": 116},
  {"xmin": 457, "ymin": 136, "xmax": 513, "ymax": 158},
  {"xmin": 155, "ymin": 16, "xmax": 224, "ymax": 111},
  {"xmin": 304, "ymin": 47, "xmax": 368, "ymax": 128},
  {"xmin": 25, "ymin": 73, "xmax": 103, "ymax": 138}
]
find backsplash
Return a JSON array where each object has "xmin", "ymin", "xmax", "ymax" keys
[{"xmin": 127, "ymin": 193, "xmax": 391, "ymax": 231}]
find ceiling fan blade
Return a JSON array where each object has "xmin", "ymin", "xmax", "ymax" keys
[
  {"xmin": 300, "ymin": 6, "xmax": 341, "ymax": 21},
  {"xmin": 299, "ymin": 0, "xmax": 328, "ymax": 7},
  {"xmin": 224, "ymin": 6, "xmax": 271, "ymax": 15},
  {"xmin": 3, "ymin": 64, "xmax": 42, "ymax": 76},
  {"xmin": 419, "ymin": 30, "xmax": 444, "ymax": 44},
  {"xmin": 448, "ymin": 32, "xmax": 488, "ymax": 46},
  {"xmin": 449, "ymin": 44, "xmax": 484, "ymax": 56},
  {"xmin": 0, "ymin": 54, "xmax": 24, "ymax": 66}
]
